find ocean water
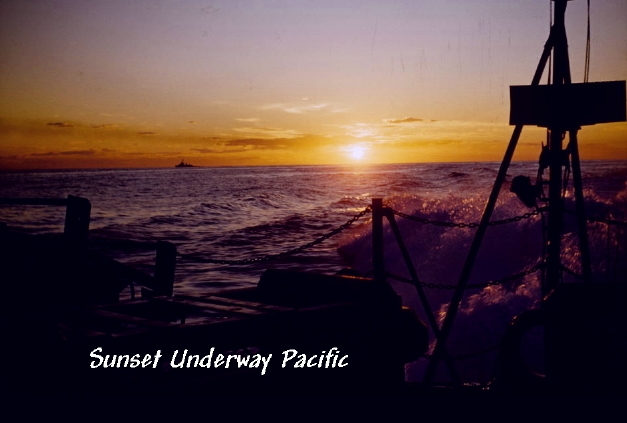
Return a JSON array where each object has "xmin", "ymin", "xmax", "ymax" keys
[{"xmin": 1, "ymin": 160, "xmax": 626, "ymax": 383}]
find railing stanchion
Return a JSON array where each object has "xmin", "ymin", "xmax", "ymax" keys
[{"xmin": 372, "ymin": 198, "xmax": 385, "ymax": 284}]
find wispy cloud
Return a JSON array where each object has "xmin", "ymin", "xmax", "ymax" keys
[
  {"xmin": 233, "ymin": 126, "xmax": 302, "ymax": 139},
  {"xmin": 225, "ymin": 138, "xmax": 289, "ymax": 150},
  {"xmin": 341, "ymin": 123, "xmax": 378, "ymax": 139},
  {"xmin": 235, "ymin": 118, "xmax": 260, "ymax": 122},
  {"xmin": 190, "ymin": 138, "xmax": 293, "ymax": 153},
  {"xmin": 47, "ymin": 122, "xmax": 76, "ymax": 128},
  {"xmin": 100, "ymin": 113, "xmax": 135, "ymax": 121},
  {"xmin": 284, "ymin": 103, "xmax": 328, "ymax": 114},
  {"xmin": 386, "ymin": 117, "xmax": 424, "ymax": 124},
  {"xmin": 92, "ymin": 123, "xmax": 124, "ymax": 130},
  {"xmin": 192, "ymin": 147, "xmax": 249, "ymax": 154},
  {"xmin": 261, "ymin": 102, "xmax": 328, "ymax": 114},
  {"xmin": 137, "ymin": 131, "xmax": 157, "ymax": 136},
  {"xmin": 30, "ymin": 149, "xmax": 96, "ymax": 156}
]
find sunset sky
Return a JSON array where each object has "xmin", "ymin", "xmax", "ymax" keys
[{"xmin": 1, "ymin": 0, "xmax": 626, "ymax": 169}]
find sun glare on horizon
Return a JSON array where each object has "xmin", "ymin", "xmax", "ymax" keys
[{"xmin": 346, "ymin": 144, "xmax": 368, "ymax": 161}]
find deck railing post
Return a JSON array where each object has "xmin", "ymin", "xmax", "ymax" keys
[
  {"xmin": 64, "ymin": 195, "xmax": 91, "ymax": 250},
  {"xmin": 372, "ymin": 198, "xmax": 385, "ymax": 283},
  {"xmin": 154, "ymin": 241, "xmax": 177, "ymax": 297}
]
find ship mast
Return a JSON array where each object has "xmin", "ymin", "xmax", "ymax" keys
[{"xmin": 546, "ymin": 0, "xmax": 575, "ymax": 294}]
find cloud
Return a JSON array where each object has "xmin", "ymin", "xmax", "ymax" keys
[
  {"xmin": 47, "ymin": 122, "xmax": 75, "ymax": 128},
  {"xmin": 235, "ymin": 118, "xmax": 260, "ymax": 122},
  {"xmin": 341, "ymin": 123, "xmax": 378, "ymax": 139},
  {"xmin": 189, "ymin": 137, "xmax": 300, "ymax": 154},
  {"xmin": 261, "ymin": 102, "xmax": 328, "ymax": 114},
  {"xmin": 226, "ymin": 135, "xmax": 335, "ymax": 150},
  {"xmin": 284, "ymin": 104, "xmax": 327, "ymax": 114},
  {"xmin": 189, "ymin": 138, "xmax": 297, "ymax": 154},
  {"xmin": 386, "ymin": 117, "xmax": 424, "ymax": 124},
  {"xmin": 233, "ymin": 126, "xmax": 302, "ymax": 139},
  {"xmin": 100, "ymin": 113, "xmax": 135, "ymax": 120},
  {"xmin": 225, "ymin": 138, "xmax": 289, "ymax": 150},
  {"xmin": 192, "ymin": 148, "xmax": 221, "ymax": 153},
  {"xmin": 186, "ymin": 134, "xmax": 337, "ymax": 157},
  {"xmin": 92, "ymin": 124, "xmax": 124, "ymax": 130},
  {"xmin": 188, "ymin": 120, "xmax": 196, "ymax": 124},
  {"xmin": 30, "ymin": 149, "xmax": 96, "ymax": 156},
  {"xmin": 192, "ymin": 147, "xmax": 249, "ymax": 154},
  {"xmin": 137, "ymin": 131, "xmax": 156, "ymax": 136}
]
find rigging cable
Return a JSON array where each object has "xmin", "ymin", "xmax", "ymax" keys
[
  {"xmin": 584, "ymin": 0, "xmax": 591, "ymax": 83},
  {"xmin": 545, "ymin": 0, "xmax": 552, "ymax": 174},
  {"xmin": 548, "ymin": 0, "xmax": 553, "ymax": 85}
]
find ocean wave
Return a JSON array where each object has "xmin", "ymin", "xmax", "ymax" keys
[{"xmin": 3, "ymin": 161, "xmax": 626, "ymax": 384}]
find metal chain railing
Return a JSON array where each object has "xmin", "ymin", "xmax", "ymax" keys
[
  {"xmin": 178, "ymin": 206, "xmax": 371, "ymax": 265},
  {"xmin": 177, "ymin": 203, "xmax": 544, "ymax": 268},
  {"xmin": 393, "ymin": 205, "xmax": 626, "ymax": 229},
  {"xmin": 385, "ymin": 262, "xmax": 543, "ymax": 290},
  {"xmin": 175, "ymin": 200, "xmax": 623, "ymax": 270},
  {"xmin": 390, "ymin": 208, "xmax": 541, "ymax": 228}
]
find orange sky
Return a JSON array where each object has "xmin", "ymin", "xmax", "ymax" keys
[{"xmin": 1, "ymin": 0, "xmax": 626, "ymax": 170}]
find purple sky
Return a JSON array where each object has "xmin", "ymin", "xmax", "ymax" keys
[{"xmin": 1, "ymin": 0, "xmax": 626, "ymax": 168}]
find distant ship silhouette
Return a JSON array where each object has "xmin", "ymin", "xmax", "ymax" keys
[{"xmin": 175, "ymin": 160, "xmax": 194, "ymax": 168}]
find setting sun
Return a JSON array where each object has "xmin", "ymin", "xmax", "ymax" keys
[{"xmin": 346, "ymin": 145, "xmax": 368, "ymax": 161}]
